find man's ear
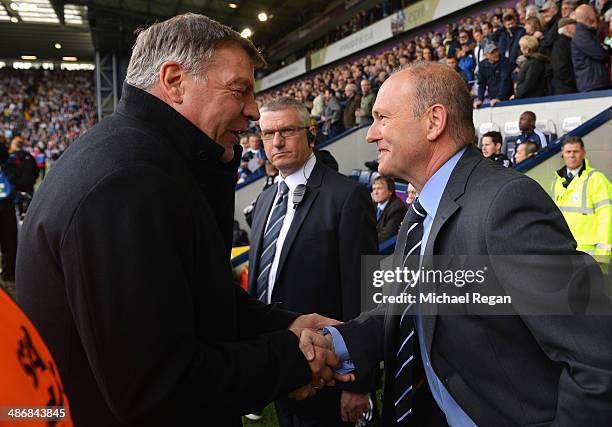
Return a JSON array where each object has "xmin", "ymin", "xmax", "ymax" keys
[
  {"xmin": 158, "ymin": 61, "xmax": 186, "ymax": 104},
  {"xmin": 425, "ymin": 104, "xmax": 447, "ymax": 142}
]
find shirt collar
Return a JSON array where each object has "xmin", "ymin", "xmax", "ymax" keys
[
  {"xmin": 280, "ymin": 155, "xmax": 317, "ymax": 192},
  {"xmin": 377, "ymin": 199, "xmax": 390, "ymax": 211},
  {"xmin": 418, "ymin": 147, "xmax": 466, "ymax": 221},
  {"xmin": 115, "ymin": 83, "xmax": 230, "ymax": 166}
]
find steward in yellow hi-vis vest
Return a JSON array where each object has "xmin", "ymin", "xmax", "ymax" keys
[{"xmin": 553, "ymin": 136, "xmax": 612, "ymax": 274}]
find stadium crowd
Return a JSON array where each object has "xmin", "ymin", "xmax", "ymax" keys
[
  {"xmin": 0, "ymin": 69, "xmax": 97, "ymax": 167},
  {"xmin": 256, "ymin": 0, "xmax": 611, "ymax": 140}
]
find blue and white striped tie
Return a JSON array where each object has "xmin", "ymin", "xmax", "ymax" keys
[
  {"xmin": 394, "ymin": 198, "xmax": 426, "ymax": 425},
  {"xmin": 255, "ymin": 181, "xmax": 290, "ymax": 302}
]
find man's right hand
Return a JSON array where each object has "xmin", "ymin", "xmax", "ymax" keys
[{"xmin": 289, "ymin": 329, "xmax": 354, "ymax": 400}]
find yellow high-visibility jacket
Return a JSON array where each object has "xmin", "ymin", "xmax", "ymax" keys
[{"xmin": 553, "ymin": 159, "xmax": 612, "ymax": 273}]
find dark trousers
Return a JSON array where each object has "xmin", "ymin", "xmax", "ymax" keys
[{"xmin": 0, "ymin": 199, "xmax": 17, "ymax": 280}]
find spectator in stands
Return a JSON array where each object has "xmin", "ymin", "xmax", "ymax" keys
[
  {"xmin": 481, "ymin": 22, "xmax": 494, "ymax": 42},
  {"xmin": 7, "ymin": 136, "xmax": 37, "ymax": 218},
  {"xmin": 516, "ymin": 111, "xmax": 548, "ymax": 152},
  {"xmin": 491, "ymin": 12, "xmax": 526, "ymax": 65},
  {"xmin": 406, "ymin": 183, "xmax": 418, "ymax": 207},
  {"xmin": 551, "ymin": 18, "xmax": 578, "ymax": 94},
  {"xmin": 540, "ymin": 0, "xmax": 561, "ymax": 54},
  {"xmin": 572, "ymin": 4, "xmax": 611, "ymax": 92},
  {"xmin": 342, "ymin": 83, "xmax": 360, "ymax": 129},
  {"xmin": 473, "ymin": 27, "xmax": 486, "ymax": 75},
  {"xmin": 514, "ymin": 140, "xmax": 539, "ymax": 163},
  {"xmin": 423, "ymin": 47, "xmax": 434, "ymax": 62},
  {"xmin": 355, "ymin": 79, "xmax": 375, "ymax": 126},
  {"xmin": 524, "ymin": 16, "xmax": 544, "ymax": 41},
  {"xmin": 474, "ymin": 43, "xmax": 514, "ymax": 108},
  {"xmin": 371, "ymin": 176, "xmax": 407, "ymax": 243},
  {"xmin": 481, "ymin": 130, "xmax": 512, "ymax": 167},
  {"xmin": 321, "ymin": 87, "xmax": 344, "ymax": 139},
  {"xmin": 311, "ymin": 90, "xmax": 325, "ymax": 119},
  {"xmin": 515, "ymin": 35, "xmax": 549, "ymax": 99},
  {"xmin": 0, "ymin": 139, "xmax": 17, "ymax": 283},
  {"xmin": 238, "ymin": 133, "xmax": 266, "ymax": 184},
  {"xmin": 561, "ymin": 0, "xmax": 577, "ymax": 18},
  {"xmin": 446, "ymin": 54, "xmax": 469, "ymax": 83},
  {"xmin": 457, "ymin": 40, "xmax": 476, "ymax": 81},
  {"xmin": 553, "ymin": 136, "xmax": 611, "ymax": 273}
]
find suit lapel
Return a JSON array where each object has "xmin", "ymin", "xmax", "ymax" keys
[
  {"xmin": 273, "ymin": 161, "xmax": 324, "ymax": 289},
  {"xmin": 420, "ymin": 146, "xmax": 483, "ymax": 354},
  {"xmin": 247, "ymin": 186, "xmax": 277, "ymax": 294}
]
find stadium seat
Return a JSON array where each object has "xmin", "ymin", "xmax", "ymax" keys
[
  {"xmin": 562, "ymin": 116, "xmax": 586, "ymax": 134},
  {"xmin": 536, "ymin": 120, "xmax": 557, "ymax": 143},
  {"xmin": 502, "ymin": 121, "xmax": 521, "ymax": 158},
  {"xmin": 477, "ymin": 122, "xmax": 502, "ymax": 147}
]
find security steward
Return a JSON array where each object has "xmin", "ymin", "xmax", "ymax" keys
[{"xmin": 553, "ymin": 136, "xmax": 611, "ymax": 273}]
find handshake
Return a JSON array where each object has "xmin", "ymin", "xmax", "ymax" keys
[{"xmin": 287, "ymin": 313, "xmax": 355, "ymax": 400}]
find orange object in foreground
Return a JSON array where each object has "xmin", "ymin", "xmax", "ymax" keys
[{"xmin": 0, "ymin": 287, "xmax": 73, "ymax": 426}]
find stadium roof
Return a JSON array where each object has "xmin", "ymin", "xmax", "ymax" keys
[{"xmin": 0, "ymin": 0, "xmax": 330, "ymax": 62}]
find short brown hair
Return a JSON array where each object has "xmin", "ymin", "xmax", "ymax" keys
[
  {"xmin": 482, "ymin": 131, "xmax": 502, "ymax": 146},
  {"xmin": 374, "ymin": 176, "xmax": 396, "ymax": 193},
  {"xmin": 562, "ymin": 136, "xmax": 584, "ymax": 149}
]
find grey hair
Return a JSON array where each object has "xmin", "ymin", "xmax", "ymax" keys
[
  {"xmin": 126, "ymin": 13, "xmax": 266, "ymax": 90},
  {"xmin": 392, "ymin": 61, "xmax": 475, "ymax": 145},
  {"xmin": 260, "ymin": 97, "xmax": 311, "ymax": 127}
]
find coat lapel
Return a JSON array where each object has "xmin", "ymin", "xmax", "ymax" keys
[
  {"xmin": 247, "ymin": 186, "xmax": 277, "ymax": 294},
  {"xmin": 421, "ymin": 146, "xmax": 483, "ymax": 354},
  {"xmin": 273, "ymin": 161, "xmax": 324, "ymax": 290}
]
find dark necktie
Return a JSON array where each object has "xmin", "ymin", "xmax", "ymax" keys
[
  {"xmin": 394, "ymin": 198, "xmax": 427, "ymax": 425},
  {"xmin": 256, "ymin": 182, "xmax": 289, "ymax": 302},
  {"xmin": 376, "ymin": 206, "xmax": 383, "ymax": 221}
]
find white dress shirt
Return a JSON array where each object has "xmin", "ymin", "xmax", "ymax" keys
[{"xmin": 263, "ymin": 155, "xmax": 317, "ymax": 303}]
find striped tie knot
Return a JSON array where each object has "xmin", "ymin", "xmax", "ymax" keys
[{"xmin": 406, "ymin": 198, "xmax": 426, "ymax": 224}]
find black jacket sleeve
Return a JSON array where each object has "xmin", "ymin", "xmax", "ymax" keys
[
  {"xmin": 60, "ymin": 165, "xmax": 311, "ymax": 423},
  {"xmin": 516, "ymin": 58, "xmax": 545, "ymax": 99}
]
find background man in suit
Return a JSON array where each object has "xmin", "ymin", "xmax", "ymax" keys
[
  {"xmin": 302, "ymin": 62, "xmax": 612, "ymax": 426},
  {"xmin": 371, "ymin": 175, "xmax": 407, "ymax": 243},
  {"xmin": 16, "ymin": 14, "xmax": 344, "ymax": 426},
  {"xmin": 248, "ymin": 97, "xmax": 378, "ymax": 426}
]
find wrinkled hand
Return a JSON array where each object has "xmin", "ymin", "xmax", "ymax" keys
[
  {"xmin": 341, "ymin": 391, "xmax": 370, "ymax": 423},
  {"xmin": 289, "ymin": 337, "xmax": 342, "ymax": 400},
  {"xmin": 289, "ymin": 313, "xmax": 340, "ymax": 339}
]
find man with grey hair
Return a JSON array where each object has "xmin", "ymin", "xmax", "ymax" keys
[
  {"xmin": 342, "ymin": 83, "xmax": 360, "ymax": 129},
  {"xmin": 550, "ymin": 17, "xmax": 578, "ymax": 94},
  {"xmin": 17, "ymin": 13, "xmax": 346, "ymax": 426},
  {"xmin": 248, "ymin": 96, "xmax": 378, "ymax": 426},
  {"xmin": 299, "ymin": 61, "xmax": 612, "ymax": 426},
  {"xmin": 572, "ymin": 4, "xmax": 611, "ymax": 92}
]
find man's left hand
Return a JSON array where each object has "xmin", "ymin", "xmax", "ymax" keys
[{"xmin": 341, "ymin": 391, "xmax": 370, "ymax": 423}]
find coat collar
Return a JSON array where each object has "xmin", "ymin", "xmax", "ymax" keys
[{"xmin": 116, "ymin": 83, "xmax": 239, "ymax": 168}]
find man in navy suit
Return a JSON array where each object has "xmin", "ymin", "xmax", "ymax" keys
[{"xmin": 248, "ymin": 97, "xmax": 378, "ymax": 426}]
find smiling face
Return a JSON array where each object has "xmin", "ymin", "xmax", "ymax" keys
[
  {"xmin": 174, "ymin": 44, "xmax": 259, "ymax": 161},
  {"xmin": 259, "ymin": 108, "xmax": 312, "ymax": 177},
  {"xmin": 366, "ymin": 73, "xmax": 427, "ymax": 183}
]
